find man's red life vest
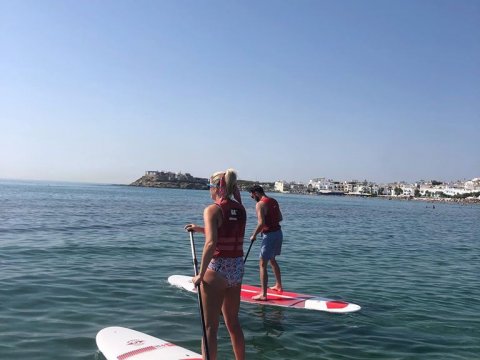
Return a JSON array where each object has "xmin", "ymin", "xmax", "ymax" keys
[
  {"xmin": 261, "ymin": 197, "xmax": 281, "ymax": 233},
  {"xmin": 214, "ymin": 198, "xmax": 246, "ymax": 258}
]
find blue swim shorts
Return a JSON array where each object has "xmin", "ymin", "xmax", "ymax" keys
[{"xmin": 259, "ymin": 229, "xmax": 283, "ymax": 260}]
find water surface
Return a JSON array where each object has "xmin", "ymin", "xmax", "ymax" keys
[{"xmin": 1, "ymin": 180, "xmax": 479, "ymax": 359}]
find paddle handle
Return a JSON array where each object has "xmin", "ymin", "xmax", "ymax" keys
[{"xmin": 189, "ymin": 231, "xmax": 210, "ymax": 360}]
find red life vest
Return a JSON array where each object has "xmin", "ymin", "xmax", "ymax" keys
[
  {"xmin": 261, "ymin": 197, "xmax": 281, "ymax": 233},
  {"xmin": 213, "ymin": 198, "xmax": 246, "ymax": 258}
]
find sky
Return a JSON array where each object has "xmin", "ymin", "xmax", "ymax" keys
[{"xmin": 1, "ymin": 0, "xmax": 479, "ymax": 185}]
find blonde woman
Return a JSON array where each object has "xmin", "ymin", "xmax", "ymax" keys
[{"xmin": 184, "ymin": 169, "xmax": 246, "ymax": 360}]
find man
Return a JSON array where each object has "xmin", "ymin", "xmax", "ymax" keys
[{"xmin": 248, "ymin": 185, "xmax": 283, "ymax": 300}]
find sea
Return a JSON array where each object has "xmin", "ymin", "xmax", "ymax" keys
[{"xmin": 1, "ymin": 180, "xmax": 479, "ymax": 360}]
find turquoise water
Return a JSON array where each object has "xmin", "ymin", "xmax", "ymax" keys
[{"xmin": 1, "ymin": 180, "xmax": 479, "ymax": 359}]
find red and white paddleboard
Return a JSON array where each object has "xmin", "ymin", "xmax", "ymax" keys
[
  {"xmin": 96, "ymin": 326, "xmax": 202, "ymax": 360},
  {"xmin": 168, "ymin": 275, "xmax": 360, "ymax": 313}
]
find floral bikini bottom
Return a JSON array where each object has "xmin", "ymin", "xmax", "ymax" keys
[{"xmin": 208, "ymin": 256, "xmax": 244, "ymax": 288}]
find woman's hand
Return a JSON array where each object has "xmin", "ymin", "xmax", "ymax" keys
[
  {"xmin": 184, "ymin": 223, "xmax": 198, "ymax": 232},
  {"xmin": 192, "ymin": 274, "xmax": 202, "ymax": 287}
]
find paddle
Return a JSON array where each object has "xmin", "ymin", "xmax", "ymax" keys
[
  {"xmin": 243, "ymin": 239, "xmax": 255, "ymax": 264},
  {"xmin": 188, "ymin": 230, "xmax": 211, "ymax": 360}
]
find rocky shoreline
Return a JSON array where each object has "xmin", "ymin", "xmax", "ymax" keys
[{"xmin": 378, "ymin": 195, "xmax": 480, "ymax": 205}]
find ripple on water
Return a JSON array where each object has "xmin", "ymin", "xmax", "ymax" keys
[{"xmin": 1, "ymin": 184, "xmax": 479, "ymax": 359}]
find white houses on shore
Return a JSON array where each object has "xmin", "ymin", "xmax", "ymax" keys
[
  {"xmin": 307, "ymin": 178, "xmax": 378, "ymax": 195},
  {"xmin": 308, "ymin": 178, "xmax": 348, "ymax": 193},
  {"xmin": 465, "ymin": 178, "xmax": 480, "ymax": 191},
  {"xmin": 275, "ymin": 181, "xmax": 307, "ymax": 193},
  {"xmin": 304, "ymin": 177, "xmax": 480, "ymax": 198}
]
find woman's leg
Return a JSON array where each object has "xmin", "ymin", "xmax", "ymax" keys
[
  {"xmin": 201, "ymin": 269, "xmax": 227, "ymax": 360},
  {"xmin": 222, "ymin": 285, "xmax": 245, "ymax": 360}
]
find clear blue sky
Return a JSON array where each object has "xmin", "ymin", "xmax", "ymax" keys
[{"xmin": 1, "ymin": 0, "xmax": 479, "ymax": 184}]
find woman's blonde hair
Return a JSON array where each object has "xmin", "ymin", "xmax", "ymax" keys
[{"xmin": 211, "ymin": 168, "xmax": 238, "ymax": 199}]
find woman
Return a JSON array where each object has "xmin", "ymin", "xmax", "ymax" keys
[{"xmin": 184, "ymin": 169, "xmax": 246, "ymax": 360}]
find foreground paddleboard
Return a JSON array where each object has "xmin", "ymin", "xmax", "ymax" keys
[
  {"xmin": 96, "ymin": 326, "xmax": 201, "ymax": 360},
  {"xmin": 168, "ymin": 275, "xmax": 360, "ymax": 313}
]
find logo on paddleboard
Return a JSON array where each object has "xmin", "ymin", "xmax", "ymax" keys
[{"xmin": 127, "ymin": 339, "xmax": 145, "ymax": 346}]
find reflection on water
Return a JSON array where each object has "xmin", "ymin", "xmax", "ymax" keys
[
  {"xmin": 246, "ymin": 306, "xmax": 288, "ymax": 359},
  {"xmin": 250, "ymin": 306, "xmax": 286, "ymax": 337}
]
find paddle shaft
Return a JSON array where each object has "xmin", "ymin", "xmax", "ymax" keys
[
  {"xmin": 189, "ymin": 231, "xmax": 211, "ymax": 360},
  {"xmin": 243, "ymin": 239, "xmax": 254, "ymax": 264}
]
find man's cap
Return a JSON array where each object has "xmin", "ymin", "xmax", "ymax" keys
[{"xmin": 249, "ymin": 184, "xmax": 264, "ymax": 193}]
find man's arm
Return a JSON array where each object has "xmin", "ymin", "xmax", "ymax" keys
[{"xmin": 250, "ymin": 202, "xmax": 266, "ymax": 241}]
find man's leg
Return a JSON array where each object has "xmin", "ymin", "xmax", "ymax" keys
[
  {"xmin": 252, "ymin": 258, "xmax": 268, "ymax": 300},
  {"xmin": 269, "ymin": 257, "xmax": 282, "ymax": 292}
]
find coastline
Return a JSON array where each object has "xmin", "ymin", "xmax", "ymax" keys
[
  {"xmin": 128, "ymin": 171, "xmax": 479, "ymax": 206},
  {"xmin": 357, "ymin": 194, "xmax": 480, "ymax": 205},
  {"xmin": 379, "ymin": 195, "xmax": 480, "ymax": 205}
]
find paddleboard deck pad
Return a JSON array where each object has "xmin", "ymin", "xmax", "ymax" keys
[
  {"xmin": 96, "ymin": 326, "xmax": 201, "ymax": 360},
  {"xmin": 168, "ymin": 275, "xmax": 360, "ymax": 313}
]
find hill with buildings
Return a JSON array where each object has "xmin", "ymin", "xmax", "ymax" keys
[
  {"xmin": 130, "ymin": 171, "xmax": 208, "ymax": 190},
  {"xmin": 130, "ymin": 170, "xmax": 274, "ymax": 192}
]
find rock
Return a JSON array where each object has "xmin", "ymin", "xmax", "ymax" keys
[{"xmin": 130, "ymin": 171, "xmax": 208, "ymax": 190}]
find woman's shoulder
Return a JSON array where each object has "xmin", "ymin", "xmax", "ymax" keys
[{"xmin": 205, "ymin": 203, "xmax": 222, "ymax": 215}]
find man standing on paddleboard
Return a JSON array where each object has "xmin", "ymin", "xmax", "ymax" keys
[{"xmin": 248, "ymin": 185, "xmax": 284, "ymax": 300}]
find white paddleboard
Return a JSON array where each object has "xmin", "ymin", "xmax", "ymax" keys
[
  {"xmin": 168, "ymin": 274, "xmax": 361, "ymax": 313},
  {"xmin": 96, "ymin": 326, "xmax": 202, "ymax": 360}
]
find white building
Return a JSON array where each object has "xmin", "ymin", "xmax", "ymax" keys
[
  {"xmin": 400, "ymin": 186, "xmax": 415, "ymax": 197},
  {"xmin": 344, "ymin": 181, "xmax": 358, "ymax": 193},
  {"xmin": 443, "ymin": 187, "xmax": 469, "ymax": 197},
  {"xmin": 308, "ymin": 178, "xmax": 330, "ymax": 190},
  {"xmin": 308, "ymin": 178, "xmax": 348, "ymax": 194},
  {"xmin": 275, "ymin": 181, "xmax": 288, "ymax": 193},
  {"xmin": 419, "ymin": 186, "xmax": 445, "ymax": 197},
  {"xmin": 465, "ymin": 178, "xmax": 480, "ymax": 191}
]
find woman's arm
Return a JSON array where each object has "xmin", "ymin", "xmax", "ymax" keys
[
  {"xmin": 193, "ymin": 204, "xmax": 221, "ymax": 284},
  {"xmin": 184, "ymin": 223, "xmax": 205, "ymax": 234}
]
